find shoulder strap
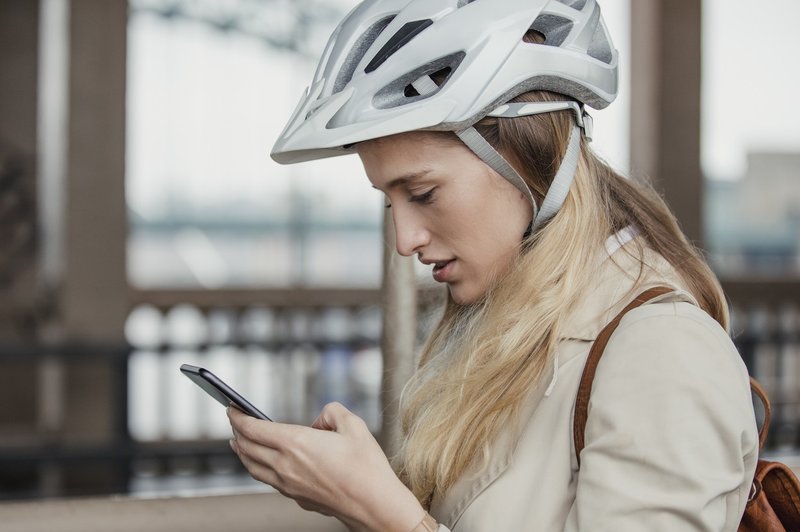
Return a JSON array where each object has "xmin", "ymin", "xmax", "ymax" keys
[
  {"xmin": 573, "ymin": 286, "xmax": 675, "ymax": 466},
  {"xmin": 750, "ymin": 376, "xmax": 771, "ymax": 450}
]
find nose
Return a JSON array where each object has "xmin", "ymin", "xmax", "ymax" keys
[{"xmin": 392, "ymin": 208, "xmax": 431, "ymax": 257}]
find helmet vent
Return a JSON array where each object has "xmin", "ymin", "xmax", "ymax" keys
[
  {"xmin": 364, "ymin": 19, "xmax": 434, "ymax": 74},
  {"xmin": 587, "ymin": 23, "xmax": 613, "ymax": 64},
  {"xmin": 373, "ymin": 52, "xmax": 465, "ymax": 109},
  {"xmin": 528, "ymin": 14, "xmax": 574, "ymax": 48},
  {"xmin": 555, "ymin": 0, "xmax": 587, "ymax": 10},
  {"xmin": 333, "ymin": 15, "xmax": 396, "ymax": 94},
  {"xmin": 403, "ymin": 67, "xmax": 452, "ymax": 97}
]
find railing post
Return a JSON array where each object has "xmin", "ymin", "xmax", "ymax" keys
[{"xmin": 379, "ymin": 210, "xmax": 417, "ymax": 456}]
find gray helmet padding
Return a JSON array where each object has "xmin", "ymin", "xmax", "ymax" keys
[
  {"xmin": 426, "ymin": 75, "xmax": 609, "ymax": 134},
  {"xmin": 530, "ymin": 14, "xmax": 574, "ymax": 47},
  {"xmin": 372, "ymin": 52, "xmax": 466, "ymax": 110},
  {"xmin": 333, "ymin": 15, "xmax": 396, "ymax": 94}
]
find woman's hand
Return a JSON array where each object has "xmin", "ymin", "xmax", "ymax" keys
[{"xmin": 228, "ymin": 402, "xmax": 426, "ymax": 532}]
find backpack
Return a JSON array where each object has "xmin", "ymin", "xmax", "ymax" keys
[{"xmin": 573, "ymin": 286, "xmax": 800, "ymax": 531}]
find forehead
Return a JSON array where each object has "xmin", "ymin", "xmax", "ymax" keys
[
  {"xmin": 356, "ymin": 131, "xmax": 469, "ymax": 188},
  {"xmin": 359, "ymin": 130, "xmax": 457, "ymax": 156}
]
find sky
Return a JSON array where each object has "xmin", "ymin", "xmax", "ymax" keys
[{"xmin": 703, "ymin": 0, "xmax": 800, "ymax": 180}]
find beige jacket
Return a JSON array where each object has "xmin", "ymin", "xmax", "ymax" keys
[{"xmin": 428, "ymin": 243, "xmax": 759, "ymax": 532}]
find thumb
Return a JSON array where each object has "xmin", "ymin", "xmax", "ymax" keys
[{"xmin": 311, "ymin": 401, "xmax": 353, "ymax": 432}]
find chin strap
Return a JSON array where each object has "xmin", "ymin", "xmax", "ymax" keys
[
  {"xmin": 532, "ymin": 123, "xmax": 582, "ymax": 231},
  {"xmin": 455, "ymin": 126, "xmax": 538, "ymax": 216},
  {"xmin": 411, "ymin": 76, "xmax": 592, "ymax": 236}
]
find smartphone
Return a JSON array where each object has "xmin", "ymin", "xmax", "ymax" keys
[{"xmin": 180, "ymin": 364, "xmax": 272, "ymax": 421}]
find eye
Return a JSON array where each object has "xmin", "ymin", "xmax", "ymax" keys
[{"xmin": 409, "ymin": 188, "xmax": 436, "ymax": 205}]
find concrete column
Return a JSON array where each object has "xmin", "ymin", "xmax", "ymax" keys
[
  {"xmin": 0, "ymin": 1, "xmax": 41, "ymax": 319},
  {"xmin": 0, "ymin": 0, "xmax": 39, "ymax": 176},
  {"xmin": 0, "ymin": 0, "xmax": 41, "ymax": 447},
  {"xmin": 379, "ymin": 210, "xmax": 417, "ymax": 456},
  {"xmin": 630, "ymin": 0, "xmax": 703, "ymax": 244},
  {"xmin": 58, "ymin": 0, "xmax": 129, "ymax": 448}
]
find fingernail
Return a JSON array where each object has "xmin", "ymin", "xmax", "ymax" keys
[{"xmin": 229, "ymin": 439, "xmax": 237, "ymax": 453}]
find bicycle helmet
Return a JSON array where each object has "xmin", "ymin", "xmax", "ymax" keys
[{"xmin": 271, "ymin": 0, "xmax": 618, "ymax": 230}]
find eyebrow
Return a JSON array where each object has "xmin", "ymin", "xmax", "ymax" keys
[{"xmin": 372, "ymin": 169, "xmax": 433, "ymax": 191}]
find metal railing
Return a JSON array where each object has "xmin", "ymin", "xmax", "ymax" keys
[
  {"xmin": 2, "ymin": 281, "xmax": 799, "ymax": 500},
  {"xmin": 0, "ymin": 288, "xmax": 384, "ymax": 501}
]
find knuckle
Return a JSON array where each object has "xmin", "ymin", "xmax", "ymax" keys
[
  {"xmin": 234, "ymin": 416, "xmax": 252, "ymax": 437},
  {"xmin": 296, "ymin": 498, "xmax": 322, "ymax": 513},
  {"xmin": 296, "ymin": 500, "xmax": 311, "ymax": 511},
  {"xmin": 324, "ymin": 401, "xmax": 344, "ymax": 415},
  {"xmin": 273, "ymin": 483, "xmax": 291, "ymax": 498},
  {"xmin": 237, "ymin": 417, "xmax": 267, "ymax": 443},
  {"xmin": 329, "ymin": 402, "xmax": 352, "ymax": 422},
  {"xmin": 250, "ymin": 469, "xmax": 267, "ymax": 484},
  {"xmin": 353, "ymin": 414, "xmax": 368, "ymax": 429},
  {"xmin": 234, "ymin": 438, "xmax": 250, "ymax": 457}
]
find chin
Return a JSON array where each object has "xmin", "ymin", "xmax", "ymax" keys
[{"xmin": 448, "ymin": 284, "xmax": 482, "ymax": 306}]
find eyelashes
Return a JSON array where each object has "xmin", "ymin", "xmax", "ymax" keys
[
  {"xmin": 383, "ymin": 187, "xmax": 437, "ymax": 209},
  {"xmin": 410, "ymin": 188, "xmax": 436, "ymax": 205}
]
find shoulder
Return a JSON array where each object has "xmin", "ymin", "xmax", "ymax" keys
[
  {"xmin": 574, "ymin": 300, "xmax": 760, "ymax": 530},
  {"xmin": 587, "ymin": 299, "xmax": 756, "ymax": 444},
  {"xmin": 603, "ymin": 300, "xmax": 747, "ymax": 385}
]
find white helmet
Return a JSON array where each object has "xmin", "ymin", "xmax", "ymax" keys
[{"xmin": 272, "ymin": 0, "xmax": 618, "ymax": 231}]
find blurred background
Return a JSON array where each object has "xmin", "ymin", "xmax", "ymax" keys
[{"xmin": 0, "ymin": 0, "xmax": 799, "ymax": 524}]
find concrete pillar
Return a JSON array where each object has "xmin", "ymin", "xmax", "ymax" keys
[
  {"xmin": 0, "ymin": 1, "xmax": 41, "ymax": 321},
  {"xmin": 58, "ymin": 0, "xmax": 129, "ymax": 451},
  {"xmin": 630, "ymin": 0, "xmax": 703, "ymax": 244},
  {"xmin": 0, "ymin": 0, "xmax": 130, "ymax": 497},
  {"xmin": 0, "ymin": 0, "xmax": 41, "ymax": 462},
  {"xmin": 0, "ymin": 0, "xmax": 39, "ymax": 176},
  {"xmin": 379, "ymin": 210, "xmax": 417, "ymax": 456}
]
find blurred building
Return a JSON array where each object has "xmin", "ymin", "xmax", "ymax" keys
[{"xmin": 708, "ymin": 152, "xmax": 800, "ymax": 276}]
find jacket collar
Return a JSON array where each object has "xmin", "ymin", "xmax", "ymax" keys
[
  {"xmin": 558, "ymin": 242, "xmax": 697, "ymax": 342},
  {"xmin": 429, "ymin": 240, "xmax": 697, "ymax": 527}
]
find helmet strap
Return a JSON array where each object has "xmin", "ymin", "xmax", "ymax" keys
[
  {"xmin": 531, "ymin": 123, "xmax": 581, "ymax": 232},
  {"xmin": 411, "ymin": 75, "xmax": 585, "ymax": 236},
  {"xmin": 456, "ymin": 126, "xmax": 538, "ymax": 216}
]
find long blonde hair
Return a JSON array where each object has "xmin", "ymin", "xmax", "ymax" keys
[{"xmin": 394, "ymin": 89, "xmax": 728, "ymax": 507}]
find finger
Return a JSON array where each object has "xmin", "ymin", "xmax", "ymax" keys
[
  {"xmin": 311, "ymin": 401, "xmax": 346, "ymax": 430},
  {"xmin": 236, "ymin": 450, "xmax": 281, "ymax": 487},
  {"xmin": 232, "ymin": 431, "xmax": 282, "ymax": 468},
  {"xmin": 295, "ymin": 496, "xmax": 329, "ymax": 515},
  {"xmin": 311, "ymin": 402, "xmax": 363, "ymax": 433},
  {"xmin": 228, "ymin": 407, "xmax": 301, "ymax": 450},
  {"xmin": 237, "ymin": 451, "xmax": 307, "ymax": 502}
]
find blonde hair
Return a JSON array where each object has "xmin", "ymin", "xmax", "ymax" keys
[{"xmin": 394, "ymin": 90, "xmax": 728, "ymax": 507}]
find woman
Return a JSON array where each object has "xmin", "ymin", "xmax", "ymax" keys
[{"xmin": 228, "ymin": 1, "xmax": 759, "ymax": 530}]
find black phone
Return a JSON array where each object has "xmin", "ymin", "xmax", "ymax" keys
[{"xmin": 180, "ymin": 364, "xmax": 272, "ymax": 421}]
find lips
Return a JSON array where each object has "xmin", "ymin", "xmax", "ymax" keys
[{"xmin": 432, "ymin": 259, "xmax": 455, "ymax": 283}]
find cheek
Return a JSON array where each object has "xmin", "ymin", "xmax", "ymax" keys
[
  {"xmin": 462, "ymin": 171, "xmax": 532, "ymax": 236},
  {"xmin": 460, "ymin": 192, "xmax": 528, "ymax": 284},
  {"xmin": 461, "ymin": 190, "xmax": 529, "ymax": 254}
]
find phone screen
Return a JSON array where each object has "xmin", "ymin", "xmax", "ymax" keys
[{"xmin": 180, "ymin": 364, "xmax": 272, "ymax": 421}]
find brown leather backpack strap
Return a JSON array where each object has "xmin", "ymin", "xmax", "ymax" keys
[
  {"xmin": 573, "ymin": 286, "xmax": 675, "ymax": 467},
  {"xmin": 750, "ymin": 377, "xmax": 772, "ymax": 450}
]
